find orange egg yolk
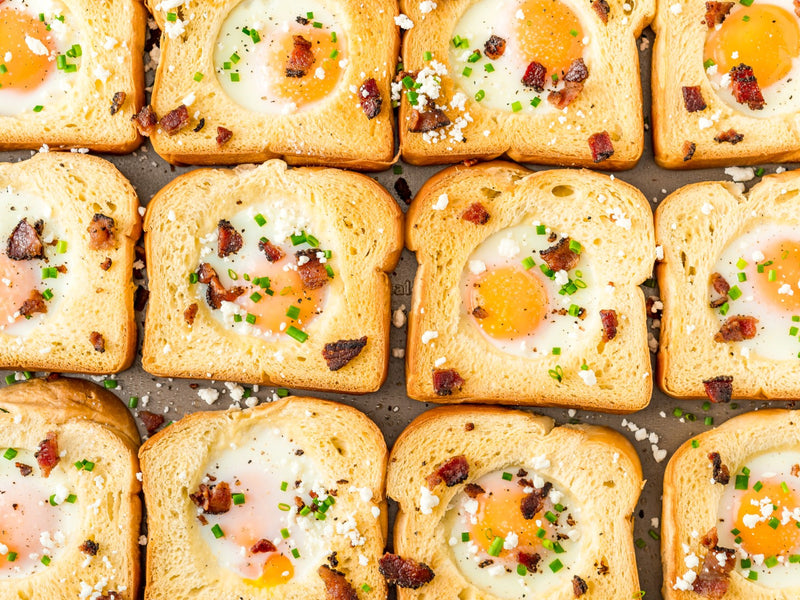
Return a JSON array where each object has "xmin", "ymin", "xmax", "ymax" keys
[
  {"xmin": 513, "ymin": 0, "xmax": 584, "ymax": 77},
  {"xmin": 245, "ymin": 553, "xmax": 294, "ymax": 587},
  {"xmin": 748, "ymin": 239, "xmax": 800, "ymax": 313},
  {"xmin": 0, "ymin": 7, "xmax": 55, "ymax": 91},
  {"xmin": 468, "ymin": 266, "xmax": 548, "ymax": 340},
  {"xmin": 0, "ymin": 253, "xmax": 37, "ymax": 329},
  {"xmin": 704, "ymin": 4, "xmax": 800, "ymax": 89},
  {"xmin": 735, "ymin": 481, "xmax": 800, "ymax": 558}
]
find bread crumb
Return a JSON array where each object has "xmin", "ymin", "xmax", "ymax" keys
[
  {"xmin": 392, "ymin": 347, "xmax": 405, "ymax": 358},
  {"xmin": 392, "ymin": 305, "xmax": 407, "ymax": 328}
]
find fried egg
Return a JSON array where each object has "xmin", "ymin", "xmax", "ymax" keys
[
  {"xmin": 711, "ymin": 224, "xmax": 800, "ymax": 360},
  {"xmin": 704, "ymin": 0, "xmax": 800, "ymax": 117},
  {"xmin": 461, "ymin": 224, "xmax": 598, "ymax": 358},
  {"xmin": 197, "ymin": 200, "xmax": 333, "ymax": 342},
  {"xmin": 717, "ymin": 450, "xmax": 800, "ymax": 587},
  {"xmin": 449, "ymin": 0, "xmax": 590, "ymax": 112},
  {"xmin": 214, "ymin": 0, "xmax": 347, "ymax": 114},
  {"xmin": 443, "ymin": 468, "xmax": 581, "ymax": 597},
  {"xmin": 0, "ymin": 187, "xmax": 71, "ymax": 337},
  {"xmin": 0, "ymin": 0, "xmax": 82, "ymax": 115},
  {"xmin": 194, "ymin": 426, "xmax": 333, "ymax": 588},
  {"xmin": 0, "ymin": 447, "xmax": 78, "ymax": 578}
]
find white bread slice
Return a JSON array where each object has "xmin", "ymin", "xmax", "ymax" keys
[
  {"xmin": 651, "ymin": 1, "xmax": 800, "ymax": 168},
  {"xmin": 0, "ymin": 0, "xmax": 146, "ymax": 153},
  {"xmin": 405, "ymin": 161, "xmax": 654, "ymax": 411},
  {"xmin": 0, "ymin": 152, "xmax": 142, "ymax": 374},
  {"xmin": 144, "ymin": 0, "xmax": 398, "ymax": 169},
  {"xmin": 386, "ymin": 405, "xmax": 643, "ymax": 599},
  {"xmin": 142, "ymin": 159, "xmax": 402, "ymax": 393},
  {"xmin": 397, "ymin": 0, "xmax": 653, "ymax": 169},
  {"xmin": 0, "ymin": 376, "xmax": 141, "ymax": 600},
  {"xmin": 139, "ymin": 396, "xmax": 388, "ymax": 600},
  {"xmin": 656, "ymin": 170, "xmax": 800, "ymax": 399}
]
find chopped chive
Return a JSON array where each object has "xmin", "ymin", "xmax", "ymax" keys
[
  {"xmin": 0, "ymin": 64, "xmax": 6, "ymax": 74},
  {"xmin": 702, "ymin": 401, "xmax": 711, "ymax": 411},
  {"xmin": 686, "ymin": 412, "xmax": 696, "ymax": 422},
  {"xmin": 230, "ymin": 52, "xmax": 240, "ymax": 64},
  {"xmin": 4, "ymin": 374, "xmax": 14, "ymax": 385},
  {"xmin": 484, "ymin": 63, "xmax": 495, "ymax": 73},
  {"xmin": 531, "ymin": 96, "xmax": 541, "ymax": 108},
  {"xmin": 276, "ymin": 388, "xmax": 289, "ymax": 397},
  {"xmin": 461, "ymin": 532, "xmax": 470, "ymax": 542},
  {"xmin": 548, "ymin": 365, "xmax": 563, "ymax": 383},
  {"xmin": 704, "ymin": 416, "xmax": 713, "ymax": 426},
  {"xmin": 6, "ymin": 552, "xmax": 16, "ymax": 562},
  {"xmin": 635, "ymin": 538, "xmax": 646, "ymax": 548},
  {"xmin": 739, "ymin": 0, "xmax": 753, "ymax": 5},
  {"xmin": 22, "ymin": 371, "xmax": 32, "ymax": 380},
  {"xmin": 672, "ymin": 407, "xmax": 683, "ymax": 417},
  {"xmin": 719, "ymin": 302, "xmax": 730, "ymax": 316},
  {"xmin": 536, "ymin": 528, "xmax": 546, "ymax": 538},
  {"xmin": 223, "ymin": 61, "xmax": 231, "ymax": 70},
  {"xmin": 325, "ymin": 264, "xmax": 334, "ymax": 278},
  {"xmin": 250, "ymin": 30, "xmax": 261, "ymax": 43},
  {"xmin": 536, "ymin": 224, "xmax": 546, "ymax": 235},
  {"xmin": 462, "ymin": 66, "xmax": 472, "ymax": 77},
  {"xmin": 232, "ymin": 493, "xmax": 245, "ymax": 505},
  {"xmin": 501, "ymin": 472, "xmax": 513, "ymax": 481},
  {"xmin": 103, "ymin": 379, "xmax": 117, "ymax": 390},
  {"xmin": 521, "ymin": 256, "xmax": 535, "ymax": 270},
  {"xmin": 230, "ymin": 73, "xmax": 240, "ymax": 82},
  {"xmin": 82, "ymin": 460, "xmax": 95, "ymax": 471},
  {"xmin": 703, "ymin": 58, "xmax": 716, "ymax": 69},
  {"xmin": 736, "ymin": 258, "xmax": 747, "ymax": 269},
  {"xmin": 649, "ymin": 529, "xmax": 660, "ymax": 540},
  {"xmin": 361, "ymin": 584, "xmax": 372, "ymax": 592},
  {"xmin": 306, "ymin": 234, "xmax": 320, "ymax": 247},
  {"xmin": 128, "ymin": 396, "xmax": 138, "ymax": 408},
  {"xmin": 331, "ymin": 32, "xmax": 337, "ymax": 43},
  {"xmin": 189, "ymin": 272, "xmax": 199, "ymax": 284},
  {"xmin": 211, "ymin": 524, "xmax": 224, "ymax": 538},
  {"xmin": 227, "ymin": 269, "xmax": 238, "ymax": 281},
  {"xmin": 544, "ymin": 511, "xmax": 557, "ymax": 523},
  {"xmin": 768, "ymin": 517, "xmax": 780, "ymax": 529},
  {"xmin": 568, "ymin": 304, "xmax": 581, "ymax": 317},
  {"xmin": 249, "ymin": 292, "xmax": 262, "ymax": 303},
  {"xmin": 549, "ymin": 559, "xmax": 563, "ymax": 572},
  {"xmin": 299, "ymin": 506, "xmax": 311, "ymax": 516},
  {"xmin": 245, "ymin": 313, "xmax": 256, "ymax": 325},
  {"xmin": 313, "ymin": 21, "xmax": 322, "ymax": 28},
  {"xmin": 792, "ymin": 327, "xmax": 799, "ymax": 337},
  {"xmin": 754, "ymin": 481, "xmax": 763, "ymax": 492},
  {"xmin": 286, "ymin": 305, "xmax": 301, "ymax": 320},
  {"xmin": 755, "ymin": 167, "xmax": 764, "ymax": 176},
  {"xmin": 56, "ymin": 239, "xmax": 68, "ymax": 253},
  {"xmin": 569, "ymin": 239, "xmax": 582, "ymax": 254},
  {"xmin": 278, "ymin": 502, "xmax": 291, "ymax": 512},
  {"xmin": 691, "ymin": 439, "xmax": 699, "ymax": 448},
  {"xmin": 467, "ymin": 50, "xmax": 481, "ymax": 63},
  {"xmin": 392, "ymin": 165, "xmax": 403, "ymax": 174},
  {"xmin": 306, "ymin": 11, "xmax": 314, "ymax": 18},
  {"xmin": 765, "ymin": 555, "xmax": 778, "ymax": 568},
  {"xmin": 280, "ymin": 481, "xmax": 289, "ymax": 491},
  {"xmin": 329, "ymin": 49, "xmax": 339, "ymax": 59},
  {"xmin": 41, "ymin": 556, "xmax": 50, "ymax": 566},
  {"xmin": 768, "ymin": 269, "xmax": 777, "ymax": 282},
  {"xmin": 488, "ymin": 536, "xmax": 504, "ymax": 556},
  {"xmin": 3, "ymin": 448, "xmax": 17, "ymax": 460},
  {"xmin": 166, "ymin": 12, "xmax": 177, "ymax": 21},
  {"xmin": 286, "ymin": 326, "xmax": 308, "ymax": 343},
  {"xmin": 193, "ymin": 71, "xmax": 204, "ymax": 82},
  {"xmin": 57, "ymin": 54, "xmax": 67, "ymax": 69},
  {"xmin": 233, "ymin": 314, "xmax": 242, "ymax": 323},
  {"xmin": 475, "ymin": 89, "xmax": 485, "ymax": 102},
  {"xmin": 423, "ymin": 51, "xmax": 433, "ymax": 61},
  {"xmin": 290, "ymin": 232, "xmax": 307, "ymax": 246},
  {"xmin": 737, "ymin": 272, "xmax": 747, "ymax": 282},
  {"xmin": 41, "ymin": 289, "xmax": 53, "ymax": 301},
  {"xmin": 292, "ymin": 547, "xmax": 301, "ymax": 558},
  {"xmin": 782, "ymin": 482, "xmax": 790, "ymax": 494},
  {"xmin": 728, "ymin": 285, "xmax": 742, "ymax": 300},
  {"xmin": 790, "ymin": 555, "xmax": 800, "ymax": 563},
  {"xmin": 65, "ymin": 494, "xmax": 76, "ymax": 503},
  {"xmin": 511, "ymin": 100, "xmax": 522, "ymax": 112},
  {"xmin": 516, "ymin": 564, "xmax": 527, "ymax": 576},
  {"xmin": 569, "ymin": 29, "xmax": 578, "ymax": 36},
  {"xmin": 41, "ymin": 266, "xmax": 57, "ymax": 279}
]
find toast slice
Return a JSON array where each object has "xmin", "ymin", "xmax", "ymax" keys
[
  {"xmin": 397, "ymin": 0, "xmax": 653, "ymax": 169},
  {"xmin": 0, "ymin": 152, "xmax": 142, "ymax": 374},
  {"xmin": 143, "ymin": 0, "xmax": 398, "ymax": 169},
  {"xmin": 656, "ymin": 170, "xmax": 800, "ymax": 399},
  {"xmin": 386, "ymin": 406, "xmax": 643, "ymax": 599},
  {"xmin": 139, "ymin": 396, "xmax": 388, "ymax": 600},
  {"xmin": 0, "ymin": 0, "xmax": 146, "ymax": 153},
  {"xmin": 0, "ymin": 377, "xmax": 141, "ymax": 600},
  {"xmin": 142, "ymin": 159, "xmax": 402, "ymax": 393},
  {"xmin": 405, "ymin": 161, "xmax": 654, "ymax": 411}
]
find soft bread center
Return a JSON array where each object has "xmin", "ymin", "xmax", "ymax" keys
[
  {"xmin": 0, "ymin": 7, "xmax": 54, "ymax": 90},
  {"xmin": 513, "ymin": 0, "xmax": 584, "ymax": 76}
]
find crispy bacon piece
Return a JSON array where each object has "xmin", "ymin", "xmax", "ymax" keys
[
  {"xmin": 708, "ymin": 452, "xmax": 730, "ymax": 485},
  {"xmin": 196, "ymin": 262, "xmax": 216, "ymax": 284},
  {"xmin": 323, "ymin": 337, "xmax": 367, "ymax": 371},
  {"xmin": 564, "ymin": 58, "xmax": 589, "ymax": 83},
  {"xmin": 714, "ymin": 129, "xmax": 743, "ymax": 145},
  {"xmin": 600, "ymin": 309, "xmax": 618, "ymax": 342},
  {"xmin": 258, "ymin": 238, "xmax": 284, "ymax": 262},
  {"xmin": 217, "ymin": 220, "xmax": 243, "ymax": 257},
  {"xmin": 704, "ymin": 1, "xmax": 734, "ymax": 27},
  {"xmin": 197, "ymin": 263, "xmax": 245, "ymax": 309},
  {"xmin": 79, "ymin": 540, "xmax": 99, "ymax": 556},
  {"xmin": 15, "ymin": 462, "xmax": 32, "ymax": 476},
  {"xmin": 35, "ymin": 432, "xmax": 59, "ymax": 478},
  {"xmin": 132, "ymin": 104, "xmax": 158, "ymax": 136},
  {"xmin": 296, "ymin": 249, "xmax": 330, "ymax": 290},
  {"xmin": 160, "ymin": 104, "xmax": 190, "ymax": 135},
  {"xmin": 394, "ymin": 177, "xmax": 412, "ymax": 203},
  {"xmin": 573, "ymin": 575, "xmax": 588, "ymax": 597},
  {"xmin": 522, "ymin": 61, "xmax": 547, "ymax": 92},
  {"xmin": 90, "ymin": 331, "xmax": 106, "ymax": 353},
  {"xmin": 433, "ymin": 369, "xmax": 464, "ymax": 396},
  {"xmin": 548, "ymin": 82, "xmax": 584, "ymax": 108},
  {"xmin": 588, "ymin": 131, "xmax": 615, "ymax": 162},
  {"xmin": 100, "ymin": 257, "xmax": 112, "ymax": 271},
  {"xmin": 319, "ymin": 565, "xmax": 359, "ymax": 600},
  {"xmin": 139, "ymin": 410, "xmax": 165, "ymax": 434},
  {"xmin": 484, "ymin": 35, "xmax": 506, "ymax": 59},
  {"xmin": 110, "ymin": 91, "xmax": 126, "ymax": 115},
  {"xmin": 703, "ymin": 375, "xmax": 733, "ymax": 404},
  {"xmin": 7, "ymin": 218, "xmax": 44, "ymax": 260},
  {"xmin": 19, "ymin": 289, "xmax": 47, "ymax": 318},
  {"xmin": 692, "ymin": 529, "xmax": 735, "ymax": 599},
  {"xmin": 464, "ymin": 483, "xmax": 485, "ymax": 498},
  {"xmin": 426, "ymin": 455, "xmax": 469, "ymax": 488},
  {"xmin": 190, "ymin": 482, "xmax": 232, "ymax": 514},
  {"xmin": 251, "ymin": 539, "xmax": 277, "ymax": 553},
  {"xmin": 541, "ymin": 237, "xmax": 580, "ymax": 272},
  {"xmin": 184, "ymin": 303, "xmax": 198, "ymax": 325},
  {"xmin": 286, "ymin": 35, "xmax": 315, "ymax": 77},
  {"xmin": 682, "ymin": 86, "xmax": 707, "ymax": 112},
  {"xmin": 521, "ymin": 482, "xmax": 552, "ymax": 519},
  {"xmin": 592, "ymin": 0, "xmax": 610, "ymax": 22},
  {"xmin": 729, "ymin": 64, "xmax": 765, "ymax": 110},
  {"xmin": 216, "ymin": 126, "xmax": 233, "ymax": 146},
  {"xmin": 714, "ymin": 315, "xmax": 758, "ymax": 342},
  {"xmin": 379, "ymin": 553, "xmax": 435, "ymax": 589},
  {"xmin": 517, "ymin": 552, "xmax": 541, "ymax": 571},
  {"xmin": 710, "ymin": 272, "xmax": 730, "ymax": 296},
  {"xmin": 87, "ymin": 214, "xmax": 115, "ymax": 250},
  {"xmin": 359, "ymin": 78, "xmax": 383, "ymax": 119},
  {"xmin": 408, "ymin": 108, "xmax": 451, "ymax": 133},
  {"xmin": 683, "ymin": 141, "xmax": 697, "ymax": 161},
  {"xmin": 194, "ymin": 118, "xmax": 206, "ymax": 133},
  {"xmin": 472, "ymin": 306, "xmax": 489, "ymax": 319},
  {"xmin": 462, "ymin": 202, "xmax": 490, "ymax": 224}
]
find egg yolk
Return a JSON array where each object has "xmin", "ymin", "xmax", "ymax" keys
[
  {"xmin": 0, "ymin": 253, "xmax": 37, "ymax": 329},
  {"xmin": 513, "ymin": 0, "xmax": 584, "ymax": 77},
  {"xmin": 468, "ymin": 266, "xmax": 548, "ymax": 340},
  {"xmin": 0, "ymin": 8, "xmax": 55, "ymax": 91},
  {"xmin": 735, "ymin": 481, "xmax": 800, "ymax": 558},
  {"xmin": 748, "ymin": 239, "xmax": 800, "ymax": 312},
  {"xmin": 704, "ymin": 4, "xmax": 800, "ymax": 89},
  {"xmin": 246, "ymin": 553, "xmax": 294, "ymax": 587}
]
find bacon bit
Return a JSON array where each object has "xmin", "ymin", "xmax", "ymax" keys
[
  {"xmin": 521, "ymin": 482, "xmax": 552, "ymax": 519},
  {"xmin": 19, "ymin": 289, "xmax": 47, "ymax": 318},
  {"xmin": 79, "ymin": 540, "xmax": 99, "ymax": 556},
  {"xmin": 465, "ymin": 422, "xmax": 475, "ymax": 431},
  {"xmin": 359, "ymin": 78, "xmax": 383, "ymax": 119},
  {"xmin": 714, "ymin": 315, "xmax": 758, "ymax": 342},
  {"xmin": 159, "ymin": 104, "xmax": 190, "ymax": 135},
  {"xmin": 35, "ymin": 432, "xmax": 59, "ymax": 478},
  {"xmin": 796, "ymin": 0, "xmax": 800, "ymax": 16},
  {"xmin": 286, "ymin": 35, "xmax": 315, "ymax": 77},
  {"xmin": 139, "ymin": 410, "xmax": 165, "ymax": 434},
  {"xmin": 484, "ymin": 35, "xmax": 506, "ymax": 59},
  {"xmin": 522, "ymin": 61, "xmax": 547, "ymax": 92},
  {"xmin": 426, "ymin": 455, "xmax": 469, "ymax": 488},
  {"xmin": 90, "ymin": 331, "xmax": 106, "ymax": 353},
  {"xmin": 472, "ymin": 306, "xmax": 489, "ymax": 319},
  {"xmin": 134, "ymin": 285, "xmax": 149, "ymax": 311},
  {"xmin": 196, "ymin": 262, "xmax": 216, "ymax": 284},
  {"xmin": 14, "ymin": 462, "xmax": 32, "ymax": 476},
  {"xmin": 258, "ymin": 238, "xmax": 285, "ymax": 262},
  {"xmin": 251, "ymin": 539, "xmax": 277, "ymax": 553},
  {"xmin": 682, "ymin": 86, "xmax": 707, "ymax": 112},
  {"xmin": 379, "ymin": 553, "xmax": 435, "ymax": 589},
  {"xmin": 564, "ymin": 58, "xmax": 589, "ymax": 83},
  {"xmin": 197, "ymin": 263, "xmax": 245, "ymax": 309},
  {"xmin": 110, "ymin": 92, "xmax": 126, "ymax": 115},
  {"xmin": 217, "ymin": 220, "xmax": 243, "ymax": 257},
  {"xmin": 319, "ymin": 565, "xmax": 359, "ymax": 600},
  {"xmin": 408, "ymin": 108, "xmax": 451, "ymax": 133},
  {"xmin": 710, "ymin": 272, "xmax": 730, "ymax": 297},
  {"xmin": 296, "ymin": 15, "xmax": 309, "ymax": 25},
  {"xmin": 588, "ymin": 131, "xmax": 615, "ymax": 162},
  {"xmin": 792, "ymin": 463, "xmax": 800, "ymax": 477},
  {"xmin": 394, "ymin": 177, "xmax": 412, "ymax": 203},
  {"xmin": 704, "ymin": 1, "xmax": 734, "ymax": 27},
  {"xmin": 432, "ymin": 369, "xmax": 464, "ymax": 396},
  {"xmin": 600, "ymin": 309, "xmax": 618, "ymax": 342},
  {"xmin": 184, "ymin": 303, "xmax": 198, "ymax": 325},
  {"xmin": 592, "ymin": 0, "xmax": 610, "ymax": 22},
  {"xmin": 548, "ymin": 81, "xmax": 583, "ymax": 109},
  {"xmin": 194, "ymin": 118, "xmax": 206, "ymax": 133},
  {"xmin": 692, "ymin": 529, "xmax": 735, "ymax": 599},
  {"xmin": 683, "ymin": 141, "xmax": 697, "ymax": 161},
  {"xmin": 216, "ymin": 126, "xmax": 233, "ymax": 146},
  {"xmin": 87, "ymin": 214, "xmax": 115, "ymax": 251},
  {"xmin": 462, "ymin": 202, "xmax": 490, "ymax": 225},
  {"xmin": 573, "ymin": 575, "xmax": 588, "ymax": 597},
  {"xmin": 7, "ymin": 218, "xmax": 44, "ymax": 260},
  {"xmin": 464, "ymin": 483, "xmax": 485, "ymax": 498},
  {"xmin": 517, "ymin": 552, "xmax": 541, "ymax": 571},
  {"xmin": 131, "ymin": 104, "xmax": 158, "ymax": 136},
  {"xmin": 296, "ymin": 249, "xmax": 330, "ymax": 289},
  {"xmin": 190, "ymin": 482, "xmax": 232, "ymax": 514},
  {"xmin": 708, "ymin": 452, "xmax": 730, "ymax": 485},
  {"xmin": 703, "ymin": 375, "xmax": 733, "ymax": 404},
  {"xmin": 322, "ymin": 337, "xmax": 367, "ymax": 371},
  {"xmin": 729, "ymin": 64, "xmax": 765, "ymax": 110},
  {"xmin": 714, "ymin": 129, "xmax": 744, "ymax": 145},
  {"xmin": 541, "ymin": 237, "xmax": 580, "ymax": 272},
  {"xmin": 100, "ymin": 257, "xmax": 112, "ymax": 271}
]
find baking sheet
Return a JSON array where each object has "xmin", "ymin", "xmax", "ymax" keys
[{"xmin": 1, "ymin": 24, "xmax": 797, "ymax": 600}]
